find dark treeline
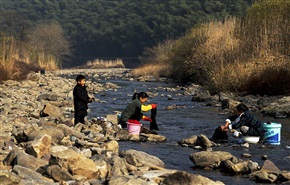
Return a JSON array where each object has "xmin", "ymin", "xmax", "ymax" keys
[{"xmin": 1, "ymin": 0, "xmax": 254, "ymax": 67}]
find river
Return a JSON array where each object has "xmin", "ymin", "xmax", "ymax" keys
[{"xmin": 87, "ymin": 78, "xmax": 290, "ymax": 185}]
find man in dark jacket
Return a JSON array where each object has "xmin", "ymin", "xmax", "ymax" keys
[{"xmin": 73, "ymin": 75, "xmax": 93, "ymax": 125}]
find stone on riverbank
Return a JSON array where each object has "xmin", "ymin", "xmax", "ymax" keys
[
  {"xmin": 50, "ymin": 146, "xmax": 99, "ymax": 179},
  {"xmin": 26, "ymin": 134, "xmax": 52, "ymax": 158},
  {"xmin": 189, "ymin": 151, "xmax": 233, "ymax": 169},
  {"xmin": 163, "ymin": 171, "xmax": 224, "ymax": 185},
  {"xmin": 122, "ymin": 149, "xmax": 165, "ymax": 168},
  {"xmin": 178, "ymin": 134, "xmax": 213, "ymax": 148}
]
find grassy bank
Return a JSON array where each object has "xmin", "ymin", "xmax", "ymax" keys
[
  {"xmin": 0, "ymin": 22, "xmax": 70, "ymax": 82},
  {"xmin": 0, "ymin": 36, "xmax": 59, "ymax": 82},
  {"xmin": 133, "ymin": 0, "xmax": 290, "ymax": 95}
]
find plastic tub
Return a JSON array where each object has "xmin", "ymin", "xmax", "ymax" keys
[
  {"xmin": 263, "ymin": 122, "xmax": 282, "ymax": 145},
  {"xmin": 242, "ymin": 136, "xmax": 260, "ymax": 143},
  {"xmin": 127, "ymin": 122, "xmax": 142, "ymax": 135}
]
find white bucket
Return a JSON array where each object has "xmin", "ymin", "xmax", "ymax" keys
[{"xmin": 263, "ymin": 122, "xmax": 282, "ymax": 145}]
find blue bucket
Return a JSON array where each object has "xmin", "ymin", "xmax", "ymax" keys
[{"xmin": 263, "ymin": 122, "xmax": 282, "ymax": 145}]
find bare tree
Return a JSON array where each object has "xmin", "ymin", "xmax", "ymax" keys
[{"xmin": 27, "ymin": 21, "xmax": 71, "ymax": 63}]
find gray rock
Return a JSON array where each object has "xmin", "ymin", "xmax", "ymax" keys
[
  {"xmin": 178, "ymin": 135, "xmax": 198, "ymax": 145},
  {"xmin": 108, "ymin": 175, "xmax": 157, "ymax": 185},
  {"xmin": 56, "ymin": 124, "xmax": 87, "ymax": 139},
  {"xmin": 163, "ymin": 171, "xmax": 224, "ymax": 185},
  {"xmin": 189, "ymin": 151, "xmax": 233, "ymax": 169},
  {"xmin": 14, "ymin": 153, "xmax": 48, "ymax": 171},
  {"xmin": 260, "ymin": 160, "xmax": 281, "ymax": 174},
  {"xmin": 37, "ymin": 94, "xmax": 58, "ymax": 101},
  {"xmin": 191, "ymin": 88, "xmax": 212, "ymax": 102},
  {"xmin": 251, "ymin": 171, "xmax": 278, "ymax": 183},
  {"xmin": 50, "ymin": 146, "xmax": 98, "ymax": 179},
  {"xmin": 110, "ymin": 156, "xmax": 129, "ymax": 176},
  {"xmin": 124, "ymin": 149, "xmax": 165, "ymax": 168},
  {"xmin": 198, "ymin": 134, "xmax": 213, "ymax": 148},
  {"xmin": 28, "ymin": 127, "xmax": 64, "ymax": 144},
  {"xmin": 261, "ymin": 155, "xmax": 268, "ymax": 160},
  {"xmin": 242, "ymin": 153, "xmax": 251, "ymax": 158},
  {"xmin": 140, "ymin": 133, "xmax": 167, "ymax": 142},
  {"xmin": 12, "ymin": 165, "xmax": 50, "ymax": 183},
  {"xmin": 47, "ymin": 165, "xmax": 74, "ymax": 182},
  {"xmin": 115, "ymin": 129, "xmax": 130, "ymax": 141},
  {"xmin": 26, "ymin": 134, "xmax": 52, "ymax": 158},
  {"xmin": 3, "ymin": 149, "xmax": 24, "ymax": 166},
  {"xmin": 231, "ymin": 161, "xmax": 252, "ymax": 174},
  {"xmin": 41, "ymin": 103, "xmax": 65, "ymax": 121},
  {"xmin": 100, "ymin": 140, "xmax": 119, "ymax": 154},
  {"xmin": 0, "ymin": 169, "xmax": 21, "ymax": 185},
  {"xmin": 106, "ymin": 114, "xmax": 119, "ymax": 125}
]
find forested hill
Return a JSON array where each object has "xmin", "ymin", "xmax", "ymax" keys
[{"xmin": 1, "ymin": 0, "xmax": 254, "ymax": 66}]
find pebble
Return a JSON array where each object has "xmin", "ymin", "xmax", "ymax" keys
[
  {"xmin": 261, "ymin": 155, "xmax": 268, "ymax": 160},
  {"xmin": 242, "ymin": 153, "xmax": 252, "ymax": 158},
  {"xmin": 242, "ymin": 143, "xmax": 250, "ymax": 148}
]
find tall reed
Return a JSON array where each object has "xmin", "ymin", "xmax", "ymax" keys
[
  {"xmin": 86, "ymin": 58, "xmax": 125, "ymax": 68},
  {"xmin": 0, "ymin": 35, "xmax": 59, "ymax": 82}
]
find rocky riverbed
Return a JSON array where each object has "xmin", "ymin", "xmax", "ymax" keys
[{"xmin": 1, "ymin": 68, "xmax": 290, "ymax": 185}]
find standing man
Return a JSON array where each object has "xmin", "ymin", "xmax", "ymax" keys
[{"xmin": 73, "ymin": 75, "xmax": 93, "ymax": 125}]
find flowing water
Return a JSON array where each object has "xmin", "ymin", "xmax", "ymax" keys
[{"xmin": 87, "ymin": 78, "xmax": 290, "ymax": 185}]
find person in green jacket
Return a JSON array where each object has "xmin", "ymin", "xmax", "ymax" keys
[{"xmin": 120, "ymin": 92, "xmax": 157, "ymax": 129}]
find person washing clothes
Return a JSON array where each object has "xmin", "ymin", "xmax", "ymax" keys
[
  {"xmin": 120, "ymin": 92, "xmax": 158, "ymax": 130},
  {"xmin": 220, "ymin": 103, "xmax": 264, "ymax": 137}
]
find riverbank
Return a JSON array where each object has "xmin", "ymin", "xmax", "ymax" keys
[{"xmin": 1, "ymin": 69, "xmax": 290, "ymax": 184}]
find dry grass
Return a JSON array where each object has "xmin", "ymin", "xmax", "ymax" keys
[
  {"xmin": 0, "ymin": 36, "xmax": 59, "ymax": 82},
  {"xmin": 131, "ymin": 63, "xmax": 172, "ymax": 78},
  {"xmin": 136, "ymin": 0, "xmax": 290, "ymax": 95},
  {"xmin": 85, "ymin": 58, "xmax": 125, "ymax": 69}
]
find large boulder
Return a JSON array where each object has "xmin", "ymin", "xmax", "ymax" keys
[
  {"xmin": 115, "ymin": 130, "xmax": 130, "ymax": 141},
  {"xmin": 163, "ymin": 171, "xmax": 224, "ymax": 185},
  {"xmin": 100, "ymin": 140, "xmax": 119, "ymax": 154},
  {"xmin": 261, "ymin": 102, "xmax": 290, "ymax": 117},
  {"xmin": 26, "ymin": 134, "xmax": 52, "ymax": 158},
  {"xmin": 41, "ymin": 103, "xmax": 65, "ymax": 121},
  {"xmin": 141, "ymin": 134, "xmax": 167, "ymax": 142},
  {"xmin": 123, "ymin": 149, "xmax": 165, "ymax": 168},
  {"xmin": 191, "ymin": 88, "xmax": 212, "ymax": 102},
  {"xmin": 56, "ymin": 124, "xmax": 87, "ymax": 139},
  {"xmin": 28, "ymin": 127, "xmax": 64, "ymax": 144},
  {"xmin": 108, "ymin": 175, "xmax": 157, "ymax": 185},
  {"xmin": 189, "ymin": 151, "xmax": 233, "ymax": 169},
  {"xmin": 178, "ymin": 135, "xmax": 198, "ymax": 146},
  {"xmin": 250, "ymin": 160, "xmax": 283, "ymax": 183},
  {"xmin": 50, "ymin": 146, "xmax": 98, "ymax": 179},
  {"xmin": 46, "ymin": 165, "xmax": 74, "ymax": 182},
  {"xmin": 0, "ymin": 170, "xmax": 21, "ymax": 185},
  {"xmin": 12, "ymin": 165, "xmax": 55, "ymax": 185},
  {"xmin": 13, "ymin": 153, "xmax": 48, "ymax": 171},
  {"xmin": 110, "ymin": 156, "xmax": 129, "ymax": 176}
]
